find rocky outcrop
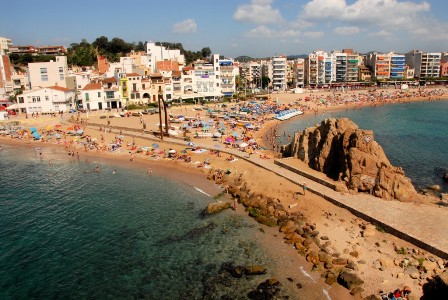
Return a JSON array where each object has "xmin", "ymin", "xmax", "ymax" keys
[{"xmin": 282, "ymin": 118, "xmax": 418, "ymax": 201}]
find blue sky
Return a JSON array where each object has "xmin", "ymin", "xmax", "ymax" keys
[{"xmin": 1, "ymin": 0, "xmax": 447, "ymax": 58}]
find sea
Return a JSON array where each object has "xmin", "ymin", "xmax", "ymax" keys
[
  {"xmin": 0, "ymin": 145, "xmax": 339, "ymax": 300},
  {"xmin": 275, "ymin": 100, "xmax": 448, "ymax": 193}
]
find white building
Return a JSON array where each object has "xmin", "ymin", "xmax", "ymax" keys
[
  {"xmin": 405, "ymin": 50, "xmax": 441, "ymax": 78},
  {"xmin": 146, "ymin": 41, "xmax": 185, "ymax": 73},
  {"xmin": 80, "ymin": 78, "xmax": 122, "ymax": 110},
  {"xmin": 27, "ymin": 56, "xmax": 68, "ymax": 89},
  {"xmin": 0, "ymin": 37, "xmax": 12, "ymax": 55},
  {"xmin": 219, "ymin": 58, "xmax": 236, "ymax": 97},
  {"xmin": 271, "ymin": 55, "xmax": 287, "ymax": 90},
  {"xmin": 14, "ymin": 86, "xmax": 75, "ymax": 114},
  {"xmin": 193, "ymin": 54, "xmax": 222, "ymax": 100}
]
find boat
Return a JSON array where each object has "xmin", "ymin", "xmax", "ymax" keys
[{"xmin": 274, "ymin": 109, "xmax": 304, "ymax": 121}]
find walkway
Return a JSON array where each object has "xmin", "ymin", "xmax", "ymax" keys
[{"xmin": 87, "ymin": 123, "xmax": 448, "ymax": 259}]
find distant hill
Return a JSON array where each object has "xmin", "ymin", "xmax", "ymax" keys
[
  {"xmin": 234, "ymin": 56, "xmax": 254, "ymax": 62},
  {"xmin": 287, "ymin": 54, "xmax": 308, "ymax": 60},
  {"xmin": 235, "ymin": 54, "xmax": 309, "ymax": 62}
]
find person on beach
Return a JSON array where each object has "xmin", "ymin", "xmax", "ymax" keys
[
  {"xmin": 302, "ymin": 182, "xmax": 307, "ymax": 195},
  {"xmin": 147, "ymin": 167, "xmax": 152, "ymax": 175},
  {"xmin": 233, "ymin": 198, "xmax": 237, "ymax": 211}
]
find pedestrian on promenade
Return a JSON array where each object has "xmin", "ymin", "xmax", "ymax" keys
[{"xmin": 302, "ymin": 182, "xmax": 307, "ymax": 195}]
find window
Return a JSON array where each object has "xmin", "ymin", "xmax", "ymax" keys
[
  {"xmin": 40, "ymin": 68, "xmax": 47, "ymax": 74},
  {"xmin": 41, "ymin": 75, "xmax": 48, "ymax": 81},
  {"xmin": 85, "ymin": 93, "xmax": 89, "ymax": 101},
  {"xmin": 18, "ymin": 96, "xmax": 24, "ymax": 103},
  {"xmin": 45, "ymin": 96, "xmax": 49, "ymax": 101},
  {"xmin": 32, "ymin": 96, "xmax": 41, "ymax": 102},
  {"xmin": 216, "ymin": 83, "xmax": 219, "ymax": 87},
  {"xmin": 98, "ymin": 92, "xmax": 101, "ymax": 97},
  {"xmin": 142, "ymin": 84, "xmax": 145, "ymax": 89},
  {"xmin": 106, "ymin": 91, "xmax": 114, "ymax": 99}
]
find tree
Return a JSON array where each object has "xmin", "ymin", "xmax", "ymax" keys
[
  {"xmin": 261, "ymin": 76, "xmax": 271, "ymax": 89},
  {"xmin": 134, "ymin": 41, "xmax": 145, "ymax": 51},
  {"xmin": 201, "ymin": 47, "xmax": 212, "ymax": 59},
  {"xmin": 92, "ymin": 36, "xmax": 109, "ymax": 53}
]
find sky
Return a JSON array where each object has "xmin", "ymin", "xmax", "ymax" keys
[{"xmin": 1, "ymin": 0, "xmax": 448, "ymax": 58}]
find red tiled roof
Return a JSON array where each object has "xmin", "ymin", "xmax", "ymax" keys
[
  {"xmin": 48, "ymin": 86, "xmax": 72, "ymax": 92},
  {"xmin": 103, "ymin": 77, "xmax": 117, "ymax": 83},
  {"xmin": 82, "ymin": 82, "xmax": 102, "ymax": 90},
  {"xmin": 126, "ymin": 73, "xmax": 141, "ymax": 77}
]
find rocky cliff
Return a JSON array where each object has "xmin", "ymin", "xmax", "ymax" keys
[{"xmin": 281, "ymin": 118, "xmax": 418, "ymax": 201}]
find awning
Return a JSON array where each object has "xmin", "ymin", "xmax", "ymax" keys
[
  {"xmin": 173, "ymin": 93, "xmax": 205, "ymax": 100},
  {"xmin": 6, "ymin": 104, "xmax": 18, "ymax": 110},
  {"xmin": 198, "ymin": 91, "xmax": 224, "ymax": 98}
]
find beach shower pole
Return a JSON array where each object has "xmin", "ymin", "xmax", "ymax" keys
[{"xmin": 158, "ymin": 89, "xmax": 163, "ymax": 140}]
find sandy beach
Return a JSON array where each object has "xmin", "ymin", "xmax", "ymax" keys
[{"xmin": 1, "ymin": 85, "xmax": 448, "ymax": 299}]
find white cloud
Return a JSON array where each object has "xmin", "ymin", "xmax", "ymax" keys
[
  {"xmin": 300, "ymin": 0, "xmax": 430, "ymax": 27},
  {"xmin": 368, "ymin": 30, "xmax": 392, "ymax": 37},
  {"xmin": 234, "ymin": 0, "xmax": 283, "ymax": 24},
  {"xmin": 172, "ymin": 19, "xmax": 197, "ymax": 34},
  {"xmin": 334, "ymin": 26, "xmax": 359, "ymax": 35},
  {"xmin": 302, "ymin": 31, "xmax": 324, "ymax": 38},
  {"xmin": 245, "ymin": 25, "xmax": 300, "ymax": 38}
]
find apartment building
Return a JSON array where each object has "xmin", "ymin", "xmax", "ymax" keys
[
  {"xmin": 38, "ymin": 46, "xmax": 66, "ymax": 56},
  {"xmin": 80, "ymin": 78, "xmax": 121, "ymax": 110},
  {"xmin": 292, "ymin": 58, "xmax": 305, "ymax": 88},
  {"xmin": 365, "ymin": 52, "xmax": 391, "ymax": 80},
  {"xmin": 9, "ymin": 45, "xmax": 39, "ymax": 55},
  {"xmin": 146, "ymin": 41, "xmax": 185, "ymax": 73},
  {"xmin": 272, "ymin": 55, "xmax": 287, "ymax": 90},
  {"xmin": 15, "ymin": 86, "xmax": 75, "ymax": 113},
  {"xmin": 219, "ymin": 59, "xmax": 236, "ymax": 97},
  {"xmin": 343, "ymin": 49, "xmax": 360, "ymax": 82},
  {"xmin": 0, "ymin": 37, "xmax": 13, "ymax": 55},
  {"xmin": 27, "ymin": 56, "xmax": 69, "ymax": 89},
  {"xmin": 193, "ymin": 54, "xmax": 222, "ymax": 100},
  {"xmin": 306, "ymin": 51, "xmax": 327, "ymax": 86},
  {"xmin": 390, "ymin": 53, "xmax": 405, "ymax": 80},
  {"xmin": 405, "ymin": 50, "xmax": 441, "ymax": 78}
]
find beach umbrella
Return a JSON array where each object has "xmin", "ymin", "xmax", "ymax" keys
[
  {"xmin": 187, "ymin": 142, "xmax": 195, "ymax": 146},
  {"xmin": 32, "ymin": 132, "xmax": 40, "ymax": 139},
  {"xmin": 152, "ymin": 143, "xmax": 159, "ymax": 148},
  {"xmin": 212, "ymin": 132, "xmax": 222, "ymax": 138},
  {"xmin": 168, "ymin": 149, "xmax": 176, "ymax": 154},
  {"xmin": 66, "ymin": 126, "xmax": 74, "ymax": 131},
  {"xmin": 55, "ymin": 133, "xmax": 61, "ymax": 139},
  {"xmin": 239, "ymin": 142, "xmax": 248, "ymax": 148},
  {"xmin": 231, "ymin": 131, "xmax": 240, "ymax": 137},
  {"xmin": 30, "ymin": 127, "xmax": 36, "ymax": 133},
  {"xmin": 77, "ymin": 129, "xmax": 84, "ymax": 135},
  {"xmin": 117, "ymin": 135, "xmax": 125, "ymax": 139},
  {"xmin": 248, "ymin": 139, "xmax": 256, "ymax": 144}
]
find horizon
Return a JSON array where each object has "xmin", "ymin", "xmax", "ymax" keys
[{"xmin": 1, "ymin": 0, "xmax": 448, "ymax": 58}]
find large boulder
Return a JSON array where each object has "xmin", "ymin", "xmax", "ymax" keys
[
  {"xmin": 205, "ymin": 201, "xmax": 231, "ymax": 214},
  {"xmin": 282, "ymin": 118, "xmax": 418, "ymax": 201}
]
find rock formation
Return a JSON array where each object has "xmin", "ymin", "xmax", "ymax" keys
[{"xmin": 281, "ymin": 118, "xmax": 418, "ymax": 201}]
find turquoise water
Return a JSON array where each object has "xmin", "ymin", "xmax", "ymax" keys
[
  {"xmin": 0, "ymin": 146, "xmax": 283, "ymax": 299},
  {"xmin": 276, "ymin": 100, "xmax": 448, "ymax": 193}
]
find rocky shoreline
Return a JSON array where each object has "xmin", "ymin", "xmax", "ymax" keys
[{"xmin": 205, "ymin": 168, "xmax": 448, "ymax": 299}]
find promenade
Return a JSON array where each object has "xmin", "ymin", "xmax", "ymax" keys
[{"xmin": 86, "ymin": 122, "xmax": 448, "ymax": 259}]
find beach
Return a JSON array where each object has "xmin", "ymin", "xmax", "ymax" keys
[{"xmin": 1, "ymin": 85, "xmax": 448, "ymax": 299}]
